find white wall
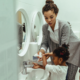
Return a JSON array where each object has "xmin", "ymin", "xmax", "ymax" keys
[
  {"xmin": 54, "ymin": 0, "xmax": 80, "ymax": 32},
  {"xmin": 0, "ymin": 0, "xmax": 18, "ymax": 80}
]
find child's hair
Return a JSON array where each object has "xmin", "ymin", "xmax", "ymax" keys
[{"xmin": 53, "ymin": 43, "xmax": 70, "ymax": 61}]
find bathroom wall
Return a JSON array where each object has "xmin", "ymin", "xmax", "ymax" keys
[
  {"xmin": 54, "ymin": 0, "xmax": 80, "ymax": 38},
  {"xmin": 0, "ymin": 0, "xmax": 18, "ymax": 80}
]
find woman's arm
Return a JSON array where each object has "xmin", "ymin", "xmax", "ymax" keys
[{"xmin": 40, "ymin": 24, "xmax": 49, "ymax": 53}]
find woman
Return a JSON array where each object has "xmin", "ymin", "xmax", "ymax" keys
[{"xmin": 37, "ymin": 0, "xmax": 80, "ymax": 80}]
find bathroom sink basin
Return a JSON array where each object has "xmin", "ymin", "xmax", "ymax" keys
[{"xmin": 26, "ymin": 69, "xmax": 49, "ymax": 80}]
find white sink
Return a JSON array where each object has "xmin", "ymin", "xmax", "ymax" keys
[{"xmin": 26, "ymin": 69, "xmax": 49, "ymax": 80}]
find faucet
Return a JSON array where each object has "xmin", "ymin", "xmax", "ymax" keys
[
  {"xmin": 22, "ymin": 61, "xmax": 27, "ymax": 74},
  {"xmin": 21, "ymin": 60, "xmax": 34, "ymax": 74}
]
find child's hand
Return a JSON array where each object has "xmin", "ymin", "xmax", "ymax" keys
[
  {"xmin": 37, "ymin": 56, "xmax": 49, "ymax": 62},
  {"xmin": 43, "ymin": 52, "xmax": 53, "ymax": 57},
  {"xmin": 37, "ymin": 52, "xmax": 53, "ymax": 62},
  {"xmin": 32, "ymin": 63, "xmax": 40, "ymax": 69}
]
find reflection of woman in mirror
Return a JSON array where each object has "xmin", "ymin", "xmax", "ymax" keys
[
  {"xmin": 33, "ymin": 44, "xmax": 70, "ymax": 80},
  {"xmin": 23, "ymin": 23, "xmax": 26, "ymax": 32},
  {"xmin": 34, "ymin": 25, "xmax": 37, "ymax": 42},
  {"xmin": 17, "ymin": 22, "xmax": 23, "ymax": 50},
  {"xmin": 37, "ymin": 0, "xmax": 80, "ymax": 80},
  {"xmin": 22, "ymin": 23, "xmax": 26, "ymax": 42}
]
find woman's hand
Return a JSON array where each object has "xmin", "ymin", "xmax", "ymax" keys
[
  {"xmin": 37, "ymin": 49, "xmax": 45, "ymax": 55},
  {"xmin": 37, "ymin": 49, "xmax": 45, "ymax": 62},
  {"xmin": 32, "ymin": 63, "xmax": 40, "ymax": 69}
]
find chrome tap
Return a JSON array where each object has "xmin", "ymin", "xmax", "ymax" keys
[{"xmin": 22, "ymin": 61, "xmax": 27, "ymax": 74}]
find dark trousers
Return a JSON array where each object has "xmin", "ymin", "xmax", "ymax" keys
[{"xmin": 66, "ymin": 62, "xmax": 78, "ymax": 80}]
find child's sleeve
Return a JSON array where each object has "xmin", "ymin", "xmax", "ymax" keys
[{"xmin": 45, "ymin": 64, "xmax": 66, "ymax": 74}]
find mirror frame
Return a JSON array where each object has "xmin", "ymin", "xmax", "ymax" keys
[
  {"xmin": 16, "ymin": 9, "xmax": 31, "ymax": 56},
  {"xmin": 31, "ymin": 11, "xmax": 43, "ymax": 45}
]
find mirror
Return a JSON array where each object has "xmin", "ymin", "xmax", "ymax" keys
[
  {"xmin": 16, "ymin": 9, "xmax": 30, "ymax": 57},
  {"xmin": 34, "ymin": 13, "xmax": 40, "ymax": 42},
  {"xmin": 17, "ymin": 11, "xmax": 26, "ymax": 50},
  {"xmin": 31, "ymin": 12, "xmax": 43, "ymax": 45},
  {"xmin": 33, "ymin": 12, "xmax": 40, "ymax": 42}
]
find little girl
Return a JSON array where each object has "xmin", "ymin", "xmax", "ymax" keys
[{"xmin": 33, "ymin": 43, "xmax": 70, "ymax": 80}]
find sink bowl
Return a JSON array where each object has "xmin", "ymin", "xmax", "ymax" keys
[{"xmin": 26, "ymin": 69, "xmax": 49, "ymax": 80}]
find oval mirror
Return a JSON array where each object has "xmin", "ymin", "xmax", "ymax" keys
[
  {"xmin": 16, "ymin": 9, "xmax": 30, "ymax": 56},
  {"xmin": 31, "ymin": 11, "xmax": 43, "ymax": 45}
]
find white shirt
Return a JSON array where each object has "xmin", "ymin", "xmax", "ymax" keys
[
  {"xmin": 41, "ymin": 19, "xmax": 59, "ymax": 52},
  {"xmin": 41, "ymin": 64, "xmax": 68, "ymax": 80}
]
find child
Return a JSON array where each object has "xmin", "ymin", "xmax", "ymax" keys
[{"xmin": 33, "ymin": 43, "xmax": 70, "ymax": 80}]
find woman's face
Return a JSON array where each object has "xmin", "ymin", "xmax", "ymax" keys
[{"xmin": 43, "ymin": 10, "xmax": 57, "ymax": 27}]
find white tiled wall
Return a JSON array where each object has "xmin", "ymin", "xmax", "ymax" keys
[{"xmin": 0, "ymin": 0, "xmax": 18, "ymax": 80}]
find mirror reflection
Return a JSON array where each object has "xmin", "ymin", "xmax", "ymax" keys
[
  {"xmin": 17, "ymin": 11, "xmax": 26, "ymax": 50},
  {"xmin": 33, "ymin": 13, "xmax": 41, "ymax": 42}
]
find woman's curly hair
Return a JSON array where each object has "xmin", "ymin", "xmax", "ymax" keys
[{"xmin": 42, "ymin": 0, "xmax": 59, "ymax": 14}]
